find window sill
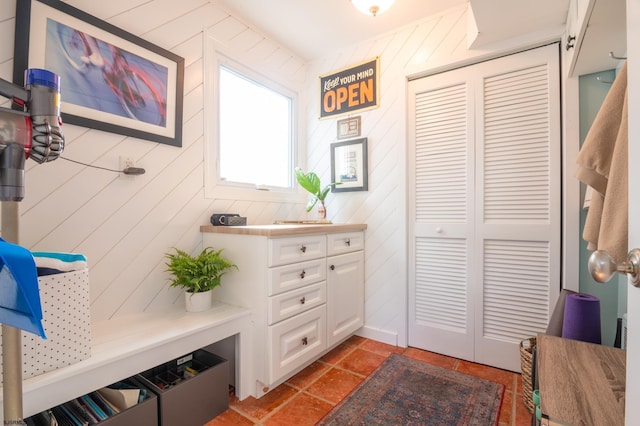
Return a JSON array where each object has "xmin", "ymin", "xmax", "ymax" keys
[{"xmin": 205, "ymin": 184, "xmax": 303, "ymax": 204}]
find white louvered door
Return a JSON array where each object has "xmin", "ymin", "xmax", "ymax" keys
[
  {"xmin": 408, "ymin": 74, "xmax": 476, "ymax": 361},
  {"xmin": 408, "ymin": 44, "xmax": 560, "ymax": 371}
]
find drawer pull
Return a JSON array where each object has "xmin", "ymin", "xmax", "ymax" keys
[
  {"xmin": 330, "ymin": 264, "xmax": 335, "ymax": 271},
  {"xmin": 345, "ymin": 238, "xmax": 351, "ymax": 246},
  {"xmin": 300, "ymin": 296, "xmax": 306, "ymax": 304},
  {"xmin": 300, "ymin": 270, "xmax": 306, "ymax": 279},
  {"xmin": 301, "ymin": 337, "xmax": 308, "ymax": 346},
  {"xmin": 300, "ymin": 245, "xmax": 307, "ymax": 253}
]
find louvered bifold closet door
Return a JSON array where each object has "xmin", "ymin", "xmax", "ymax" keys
[
  {"xmin": 408, "ymin": 43, "xmax": 560, "ymax": 372},
  {"xmin": 474, "ymin": 44, "xmax": 560, "ymax": 371},
  {"xmin": 408, "ymin": 69, "xmax": 476, "ymax": 362}
]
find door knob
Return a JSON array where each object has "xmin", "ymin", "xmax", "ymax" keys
[{"xmin": 588, "ymin": 249, "xmax": 640, "ymax": 286}]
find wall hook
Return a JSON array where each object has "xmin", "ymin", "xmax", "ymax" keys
[
  {"xmin": 609, "ymin": 51, "xmax": 627, "ymax": 60},
  {"xmin": 565, "ymin": 35, "xmax": 576, "ymax": 51}
]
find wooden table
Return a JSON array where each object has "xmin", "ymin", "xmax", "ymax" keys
[{"xmin": 537, "ymin": 334, "xmax": 626, "ymax": 425}]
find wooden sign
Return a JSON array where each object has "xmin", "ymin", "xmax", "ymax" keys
[{"xmin": 319, "ymin": 57, "xmax": 379, "ymax": 119}]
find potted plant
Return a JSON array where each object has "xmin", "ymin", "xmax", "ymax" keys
[
  {"xmin": 165, "ymin": 247, "xmax": 237, "ymax": 312},
  {"xmin": 294, "ymin": 167, "xmax": 340, "ymax": 220}
]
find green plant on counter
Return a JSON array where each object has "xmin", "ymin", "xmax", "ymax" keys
[
  {"xmin": 165, "ymin": 247, "xmax": 237, "ymax": 293},
  {"xmin": 294, "ymin": 167, "xmax": 341, "ymax": 212}
]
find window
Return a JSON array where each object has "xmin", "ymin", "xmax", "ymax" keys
[
  {"xmin": 203, "ymin": 37, "xmax": 301, "ymax": 204},
  {"xmin": 218, "ymin": 65, "xmax": 293, "ymax": 189}
]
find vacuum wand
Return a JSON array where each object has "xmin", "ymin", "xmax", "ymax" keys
[
  {"xmin": 0, "ymin": 68, "xmax": 64, "ymax": 424},
  {"xmin": 0, "ymin": 68, "xmax": 65, "ymax": 201}
]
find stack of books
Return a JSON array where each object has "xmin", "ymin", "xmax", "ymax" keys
[{"xmin": 26, "ymin": 379, "xmax": 147, "ymax": 425}]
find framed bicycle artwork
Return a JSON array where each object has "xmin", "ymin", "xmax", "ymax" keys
[
  {"xmin": 14, "ymin": 0, "xmax": 185, "ymax": 147},
  {"xmin": 330, "ymin": 138, "xmax": 368, "ymax": 192}
]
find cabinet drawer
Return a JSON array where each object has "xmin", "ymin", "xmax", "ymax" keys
[
  {"xmin": 327, "ymin": 232, "xmax": 364, "ymax": 256},
  {"xmin": 269, "ymin": 235, "xmax": 326, "ymax": 267},
  {"xmin": 268, "ymin": 258, "xmax": 327, "ymax": 296},
  {"xmin": 268, "ymin": 305, "xmax": 326, "ymax": 384},
  {"xmin": 268, "ymin": 282, "xmax": 326, "ymax": 325}
]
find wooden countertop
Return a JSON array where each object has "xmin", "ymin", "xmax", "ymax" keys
[
  {"xmin": 537, "ymin": 333, "xmax": 626, "ymax": 426},
  {"xmin": 200, "ymin": 223, "xmax": 367, "ymax": 236}
]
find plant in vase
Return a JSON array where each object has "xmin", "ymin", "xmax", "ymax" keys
[
  {"xmin": 294, "ymin": 167, "xmax": 341, "ymax": 221},
  {"xmin": 165, "ymin": 247, "xmax": 237, "ymax": 312}
]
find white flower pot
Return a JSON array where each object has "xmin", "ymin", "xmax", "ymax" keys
[{"xmin": 185, "ymin": 290, "xmax": 212, "ymax": 312}]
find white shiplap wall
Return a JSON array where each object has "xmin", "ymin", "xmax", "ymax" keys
[
  {"xmin": 304, "ymin": 5, "xmax": 560, "ymax": 347},
  {"xmin": 1, "ymin": 0, "xmax": 307, "ymax": 323},
  {"xmin": 2, "ymin": 0, "xmax": 556, "ymax": 345},
  {"xmin": 304, "ymin": 7, "xmax": 473, "ymax": 346}
]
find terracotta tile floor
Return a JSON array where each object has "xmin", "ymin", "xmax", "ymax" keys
[{"xmin": 205, "ymin": 336, "xmax": 533, "ymax": 426}]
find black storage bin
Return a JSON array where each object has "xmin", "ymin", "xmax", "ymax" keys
[
  {"xmin": 137, "ymin": 349, "xmax": 229, "ymax": 426},
  {"xmin": 25, "ymin": 376, "xmax": 158, "ymax": 426},
  {"xmin": 100, "ymin": 376, "xmax": 158, "ymax": 426}
]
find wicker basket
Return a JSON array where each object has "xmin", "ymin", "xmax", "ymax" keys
[{"xmin": 520, "ymin": 337, "xmax": 536, "ymax": 413}]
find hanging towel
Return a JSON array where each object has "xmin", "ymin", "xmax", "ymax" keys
[{"xmin": 575, "ymin": 62, "xmax": 628, "ymax": 264}]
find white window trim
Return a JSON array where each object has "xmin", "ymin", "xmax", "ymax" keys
[{"xmin": 203, "ymin": 31, "xmax": 305, "ymax": 203}]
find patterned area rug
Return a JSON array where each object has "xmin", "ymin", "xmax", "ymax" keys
[{"xmin": 317, "ymin": 354, "xmax": 504, "ymax": 426}]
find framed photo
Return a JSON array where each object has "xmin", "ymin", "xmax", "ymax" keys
[
  {"xmin": 337, "ymin": 116, "xmax": 361, "ymax": 140},
  {"xmin": 331, "ymin": 138, "xmax": 368, "ymax": 192},
  {"xmin": 14, "ymin": 0, "xmax": 185, "ymax": 147}
]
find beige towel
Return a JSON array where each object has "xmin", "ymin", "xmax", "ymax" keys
[{"xmin": 575, "ymin": 62, "xmax": 628, "ymax": 264}]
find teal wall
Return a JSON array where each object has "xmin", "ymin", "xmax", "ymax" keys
[{"xmin": 578, "ymin": 68, "xmax": 626, "ymax": 346}]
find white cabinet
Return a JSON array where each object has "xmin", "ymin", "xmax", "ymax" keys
[
  {"xmin": 201, "ymin": 224, "xmax": 365, "ymax": 398},
  {"xmin": 327, "ymin": 251, "xmax": 364, "ymax": 347},
  {"xmin": 564, "ymin": 0, "xmax": 580, "ymax": 72},
  {"xmin": 564, "ymin": 0, "xmax": 626, "ymax": 77},
  {"xmin": 326, "ymin": 231, "xmax": 365, "ymax": 347}
]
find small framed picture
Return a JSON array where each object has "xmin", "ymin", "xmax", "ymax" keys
[
  {"xmin": 337, "ymin": 116, "xmax": 361, "ymax": 140},
  {"xmin": 331, "ymin": 138, "xmax": 368, "ymax": 192}
]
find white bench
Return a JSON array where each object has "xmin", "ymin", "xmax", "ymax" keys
[{"xmin": 0, "ymin": 302, "xmax": 252, "ymax": 420}]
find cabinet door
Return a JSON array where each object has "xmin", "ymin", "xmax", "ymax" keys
[
  {"xmin": 326, "ymin": 251, "xmax": 364, "ymax": 347},
  {"xmin": 408, "ymin": 44, "xmax": 561, "ymax": 371},
  {"xmin": 268, "ymin": 305, "xmax": 326, "ymax": 384}
]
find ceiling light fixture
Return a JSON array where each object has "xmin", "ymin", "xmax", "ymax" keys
[{"xmin": 351, "ymin": 0, "xmax": 395, "ymax": 17}]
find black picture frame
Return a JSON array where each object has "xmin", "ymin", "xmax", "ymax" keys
[
  {"xmin": 14, "ymin": 0, "xmax": 185, "ymax": 147},
  {"xmin": 331, "ymin": 138, "xmax": 368, "ymax": 192}
]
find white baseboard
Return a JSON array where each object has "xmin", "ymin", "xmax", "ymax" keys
[{"xmin": 356, "ymin": 325, "xmax": 400, "ymax": 347}]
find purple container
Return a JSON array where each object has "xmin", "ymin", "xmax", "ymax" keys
[{"xmin": 562, "ymin": 293, "xmax": 601, "ymax": 344}]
